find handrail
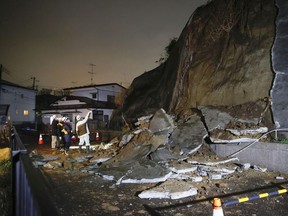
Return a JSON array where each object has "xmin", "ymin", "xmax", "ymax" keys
[{"xmin": 11, "ymin": 127, "xmax": 59, "ymax": 216}]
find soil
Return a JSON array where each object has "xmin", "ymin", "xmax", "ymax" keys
[{"xmin": 20, "ymin": 133, "xmax": 288, "ymax": 216}]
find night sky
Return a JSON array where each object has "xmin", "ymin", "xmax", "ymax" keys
[{"xmin": 0, "ymin": 0, "xmax": 207, "ymax": 90}]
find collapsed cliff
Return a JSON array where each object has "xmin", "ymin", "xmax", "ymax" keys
[{"xmin": 111, "ymin": 0, "xmax": 277, "ymax": 133}]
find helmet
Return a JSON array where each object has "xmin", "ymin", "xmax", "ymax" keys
[{"xmin": 76, "ymin": 115, "xmax": 81, "ymax": 121}]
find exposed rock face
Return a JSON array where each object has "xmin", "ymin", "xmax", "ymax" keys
[{"xmin": 112, "ymin": 0, "xmax": 277, "ymax": 127}]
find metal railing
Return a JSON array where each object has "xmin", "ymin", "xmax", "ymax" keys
[{"xmin": 11, "ymin": 127, "xmax": 59, "ymax": 216}]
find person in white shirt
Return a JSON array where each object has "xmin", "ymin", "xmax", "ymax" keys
[{"xmin": 76, "ymin": 111, "xmax": 92, "ymax": 153}]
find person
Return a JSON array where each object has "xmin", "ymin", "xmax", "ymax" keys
[
  {"xmin": 61, "ymin": 117, "xmax": 72, "ymax": 155},
  {"xmin": 50, "ymin": 115, "xmax": 61, "ymax": 149},
  {"xmin": 76, "ymin": 111, "xmax": 92, "ymax": 153},
  {"xmin": 57, "ymin": 116, "xmax": 66, "ymax": 151}
]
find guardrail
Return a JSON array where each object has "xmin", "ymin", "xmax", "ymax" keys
[{"xmin": 11, "ymin": 127, "xmax": 59, "ymax": 216}]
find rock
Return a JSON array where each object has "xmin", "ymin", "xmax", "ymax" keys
[
  {"xmin": 101, "ymin": 202, "xmax": 120, "ymax": 212},
  {"xmin": 64, "ymin": 160, "xmax": 73, "ymax": 170},
  {"xmin": 149, "ymin": 108, "xmax": 175, "ymax": 135},
  {"xmin": 111, "ymin": 0, "xmax": 276, "ymax": 130},
  {"xmin": 170, "ymin": 115, "xmax": 206, "ymax": 155},
  {"xmin": 149, "ymin": 147, "xmax": 179, "ymax": 163}
]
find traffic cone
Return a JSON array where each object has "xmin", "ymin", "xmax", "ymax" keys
[
  {"xmin": 71, "ymin": 135, "xmax": 77, "ymax": 141},
  {"xmin": 212, "ymin": 198, "xmax": 224, "ymax": 216},
  {"xmin": 95, "ymin": 131, "xmax": 100, "ymax": 142},
  {"xmin": 38, "ymin": 134, "xmax": 44, "ymax": 145}
]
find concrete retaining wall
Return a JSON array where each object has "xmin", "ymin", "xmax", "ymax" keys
[{"xmin": 210, "ymin": 142, "xmax": 288, "ymax": 174}]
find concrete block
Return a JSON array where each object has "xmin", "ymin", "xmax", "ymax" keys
[{"xmin": 210, "ymin": 142, "xmax": 288, "ymax": 173}]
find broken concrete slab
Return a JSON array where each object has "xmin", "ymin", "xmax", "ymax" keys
[
  {"xmin": 210, "ymin": 137, "xmax": 258, "ymax": 144},
  {"xmin": 121, "ymin": 159, "xmax": 171, "ymax": 183},
  {"xmin": 226, "ymin": 127, "xmax": 268, "ymax": 136},
  {"xmin": 200, "ymin": 106, "xmax": 233, "ymax": 130},
  {"xmin": 119, "ymin": 133, "xmax": 134, "ymax": 147},
  {"xmin": 148, "ymin": 108, "xmax": 175, "ymax": 135},
  {"xmin": 98, "ymin": 158, "xmax": 172, "ymax": 184},
  {"xmin": 197, "ymin": 165, "xmax": 236, "ymax": 178},
  {"xmin": 168, "ymin": 173, "xmax": 203, "ymax": 182},
  {"xmin": 170, "ymin": 115, "xmax": 206, "ymax": 156},
  {"xmin": 168, "ymin": 162, "xmax": 197, "ymax": 174},
  {"xmin": 252, "ymin": 165, "xmax": 267, "ymax": 172},
  {"xmin": 138, "ymin": 180, "xmax": 197, "ymax": 200},
  {"xmin": 187, "ymin": 157, "xmax": 239, "ymax": 166},
  {"xmin": 118, "ymin": 172, "xmax": 173, "ymax": 184},
  {"xmin": 149, "ymin": 147, "xmax": 179, "ymax": 163}
]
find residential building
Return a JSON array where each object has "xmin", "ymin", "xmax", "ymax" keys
[
  {"xmin": 0, "ymin": 80, "xmax": 36, "ymax": 125},
  {"xmin": 39, "ymin": 83, "xmax": 126, "ymax": 131}
]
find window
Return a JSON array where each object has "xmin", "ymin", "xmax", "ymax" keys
[
  {"xmin": 107, "ymin": 95, "xmax": 115, "ymax": 103},
  {"xmin": 23, "ymin": 110, "xmax": 29, "ymax": 116},
  {"xmin": 16, "ymin": 109, "xmax": 19, "ymax": 115},
  {"xmin": 93, "ymin": 110, "xmax": 103, "ymax": 121},
  {"xmin": 91, "ymin": 93, "xmax": 97, "ymax": 99}
]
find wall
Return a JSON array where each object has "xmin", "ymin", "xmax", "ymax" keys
[
  {"xmin": 0, "ymin": 84, "xmax": 36, "ymax": 124},
  {"xmin": 69, "ymin": 85, "xmax": 124, "ymax": 102},
  {"xmin": 271, "ymin": 0, "xmax": 288, "ymax": 129},
  {"xmin": 210, "ymin": 142, "xmax": 288, "ymax": 173}
]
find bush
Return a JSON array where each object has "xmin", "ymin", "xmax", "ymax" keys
[{"xmin": 0, "ymin": 159, "xmax": 12, "ymax": 216}]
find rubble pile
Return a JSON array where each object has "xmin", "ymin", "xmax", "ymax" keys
[{"xmin": 31, "ymin": 108, "xmax": 270, "ymax": 200}]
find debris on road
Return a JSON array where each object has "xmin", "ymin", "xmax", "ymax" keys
[{"xmin": 29, "ymin": 108, "xmax": 273, "ymax": 200}]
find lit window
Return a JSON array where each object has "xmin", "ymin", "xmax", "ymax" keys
[
  {"xmin": 24, "ymin": 110, "xmax": 29, "ymax": 116},
  {"xmin": 16, "ymin": 109, "xmax": 19, "ymax": 115}
]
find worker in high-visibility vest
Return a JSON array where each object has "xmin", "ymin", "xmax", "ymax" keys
[{"xmin": 61, "ymin": 117, "xmax": 72, "ymax": 156}]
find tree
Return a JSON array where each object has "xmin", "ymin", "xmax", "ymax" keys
[
  {"xmin": 155, "ymin": 37, "xmax": 178, "ymax": 64},
  {"xmin": 39, "ymin": 88, "xmax": 52, "ymax": 95}
]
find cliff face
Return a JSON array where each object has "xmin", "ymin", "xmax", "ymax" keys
[{"xmin": 112, "ymin": 0, "xmax": 277, "ymax": 126}]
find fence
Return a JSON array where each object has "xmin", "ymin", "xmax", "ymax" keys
[{"xmin": 11, "ymin": 127, "xmax": 59, "ymax": 216}]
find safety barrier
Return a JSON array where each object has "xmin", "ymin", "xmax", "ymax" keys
[
  {"xmin": 212, "ymin": 187, "xmax": 288, "ymax": 215},
  {"xmin": 222, "ymin": 188, "xmax": 288, "ymax": 207},
  {"xmin": 11, "ymin": 127, "xmax": 59, "ymax": 216}
]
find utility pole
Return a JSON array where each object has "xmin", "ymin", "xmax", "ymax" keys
[
  {"xmin": 88, "ymin": 63, "xmax": 96, "ymax": 85},
  {"xmin": 31, "ymin": 77, "xmax": 39, "ymax": 90}
]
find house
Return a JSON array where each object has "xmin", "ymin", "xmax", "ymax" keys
[
  {"xmin": 0, "ymin": 80, "xmax": 37, "ymax": 125},
  {"xmin": 38, "ymin": 83, "xmax": 126, "ymax": 131}
]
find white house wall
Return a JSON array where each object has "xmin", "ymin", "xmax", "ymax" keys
[
  {"xmin": 42, "ymin": 108, "xmax": 113, "ymax": 131},
  {"xmin": 42, "ymin": 108, "xmax": 91, "ymax": 130},
  {"xmin": 0, "ymin": 84, "xmax": 36, "ymax": 124},
  {"xmin": 69, "ymin": 85, "xmax": 123, "ymax": 101}
]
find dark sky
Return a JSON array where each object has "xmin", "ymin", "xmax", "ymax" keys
[{"xmin": 0, "ymin": 0, "xmax": 207, "ymax": 90}]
